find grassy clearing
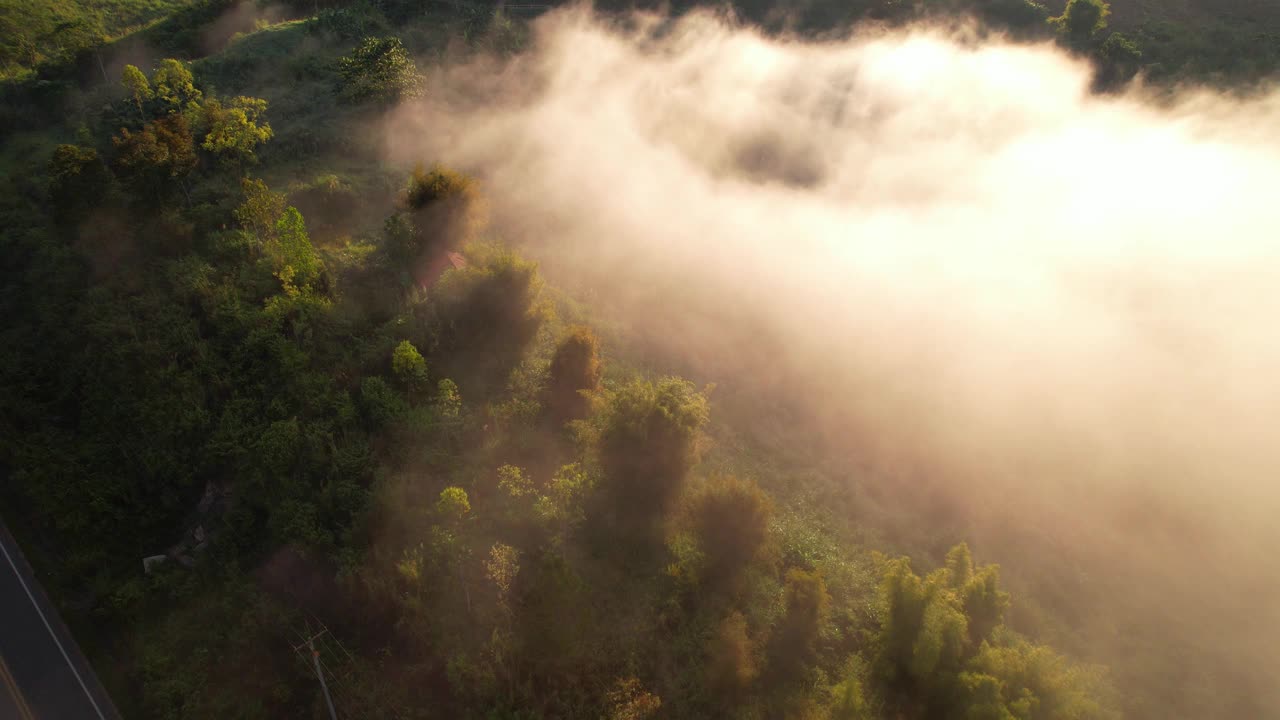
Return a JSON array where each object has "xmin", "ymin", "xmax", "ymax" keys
[{"xmin": 0, "ymin": 0, "xmax": 200, "ymax": 79}]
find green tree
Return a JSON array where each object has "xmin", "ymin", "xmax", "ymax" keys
[
  {"xmin": 392, "ymin": 339, "xmax": 428, "ymax": 392},
  {"xmin": 1050, "ymin": 0, "xmax": 1109, "ymax": 45},
  {"xmin": 201, "ymin": 96, "xmax": 273, "ymax": 166},
  {"xmin": 943, "ymin": 544, "xmax": 1011, "ymax": 646},
  {"xmin": 597, "ymin": 377, "xmax": 709, "ymax": 530},
  {"xmin": 485, "ymin": 542, "xmax": 521, "ymax": 610},
  {"xmin": 111, "ymin": 114, "xmax": 197, "ymax": 202},
  {"xmin": 360, "ymin": 376, "xmax": 406, "ymax": 424},
  {"xmin": 388, "ymin": 165, "xmax": 485, "ymax": 271},
  {"xmin": 1097, "ymin": 32, "xmax": 1143, "ymax": 87},
  {"xmin": 46, "ymin": 144, "xmax": 109, "ymax": 225},
  {"xmin": 768, "ymin": 568, "xmax": 830, "ymax": 680},
  {"xmin": 150, "ymin": 58, "xmax": 202, "ymax": 113},
  {"xmin": 121, "ymin": 64, "xmax": 153, "ymax": 117},
  {"xmin": 437, "ymin": 486, "xmax": 471, "ymax": 520},
  {"xmin": 234, "ymin": 178, "xmax": 286, "ymax": 239},
  {"xmin": 960, "ymin": 565, "xmax": 1010, "ymax": 647},
  {"xmin": 532, "ymin": 463, "xmax": 591, "ymax": 532},
  {"xmin": 404, "ymin": 164, "xmax": 478, "ymax": 213},
  {"xmin": 946, "ymin": 543, "xmax": 975, "ymax": 589},
  {"xmin": 547, "ymin": 325, "xmax": 602, "ymax": 423},
  {"xmin": 963, "ymin": 634, "xmax": 1114, "ymax": 720},
  {"xmin": 875, "ymin": 556, "xmax": 968, "ymax": 698},
  {"xmin": 435, "ymin": 378, "xmax": 462, "ymax": 419},
  {"xmin": 337, "ymin": 36, "xmax": 423, "ymax": 104},
  {"xmin": 429, "ymin": 247, "xmax": 544, "ymax": 388},
  {"xmin": 957, "ymin": 672, "xmax": 1017, "ymax": 720},
  {"xmin": 686, "ymin": 475, "xmax": 773, "ymax": 590},
  {"xmin": 830, "ymin": 668, "xmax": 871, "ymax": 720},
  {"xmin": 267, "ymin": 207, "xmax": 321, "ymax": 295},
  {"xmin": 497, "ymin": 464, "xmax": 533, "ymax": 498}
]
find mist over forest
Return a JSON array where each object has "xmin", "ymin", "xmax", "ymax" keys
[{"xmin": 2, "ymin": 0, "xmax": 1278, "ymax": 718}]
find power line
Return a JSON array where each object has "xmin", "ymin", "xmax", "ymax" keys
[{"xmin": 291, "ymin": 616, "xmax": 356, "ymax": 720}]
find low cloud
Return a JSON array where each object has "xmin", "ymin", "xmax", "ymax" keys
[{"xmin": 383, "ymin": 8, "xmax": 1280, "ymax": 714}]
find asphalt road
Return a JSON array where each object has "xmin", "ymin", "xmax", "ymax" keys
[{"xmin": 0, "ymin": 520, "xmax": 118, "ymax": 720}]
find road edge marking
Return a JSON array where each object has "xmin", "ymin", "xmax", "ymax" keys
[{"xmin": 0, "ymin": 536, "xmax": 108, "ymax": 720}]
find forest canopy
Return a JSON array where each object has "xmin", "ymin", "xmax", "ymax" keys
[{"xmin": 1, "ymin": 0, "xmax": 1277, "ymax": 718}]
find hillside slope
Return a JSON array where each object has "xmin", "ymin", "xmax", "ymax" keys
[{"xmin": 1, "ymin": 1, "xmax": 1278, "ymax": 719}]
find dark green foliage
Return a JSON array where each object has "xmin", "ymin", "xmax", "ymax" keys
[
  {"xmin": 547, "ymin": 325, "xmax": 602, "ymax": 424},
  {"xmin": 1129, "ymin": 20, "xmax": 1280, "ymax": 84},
  {"xmin": 1100, "ymin": 31, "xmax": 1140, "ymax": 64},
  {"xmin": 311, "ymin": 6, "xmax": 378, "ymax": 40},
  {"xmin": 1050, "ymin": 0, "xmax": 1109, "ymax": 46},
  {"xmin": 47, "ymin": 144, "xmax": 110, "ymax": 225},
  {"xmin": 359, "ymin": 375, "xmax": 405, "ymax": 424},
  {"xmin": 978, "ymin": 0, "xmax": 1049, "ymax": 30},
  {"xmin": 428, "ymin": 246, "xmax": 544, "ymax": 390},
  {"xmin": 1095, "ymin": 31, "xmax": 1142, "ymax": 88},
  {"xmin": 336, "ymin": 36, "xmax": 422, "ymax": 104}
]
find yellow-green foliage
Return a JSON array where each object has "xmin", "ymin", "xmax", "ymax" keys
[
  {"xmin": 391, "ymin": 339, "xmax": 428, "ymax": 390},
  {"xmin": 268, "ymin": 206, "xmax": 320, "ymax": 294},
  {"xmin": 497, "ymin": 464, "xmax": 533, "ymax": 498},
  {"xmin": 876, "ymin": 546, "xmax": 1106, "ymax": 719},
  {"xmin": 121, "ymin": 64, "xmax": 153, "ymax": 115},
  {"xmin": 201, "ymin": 96, "xmax": 272, "ymax": 164},
  {"xmin": 437, "ymin": 486, "xmax": 471, "ymax": 520},
  {"xmin": 234, "ymin": 178, "xmax": 286, "ymax": 239},
  {"xmin": 150, "ymin": 58, "xmax": 202, "ymax": 112}
]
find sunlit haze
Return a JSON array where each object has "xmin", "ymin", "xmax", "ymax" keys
[{"xmin": 386, "ymin": 8, "xmax": 1280, "ymax": 713}]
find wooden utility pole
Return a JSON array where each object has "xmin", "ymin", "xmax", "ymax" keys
[{"xmin": 293, "ymin": 621, "xmax": 340, "ymax": 720}]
